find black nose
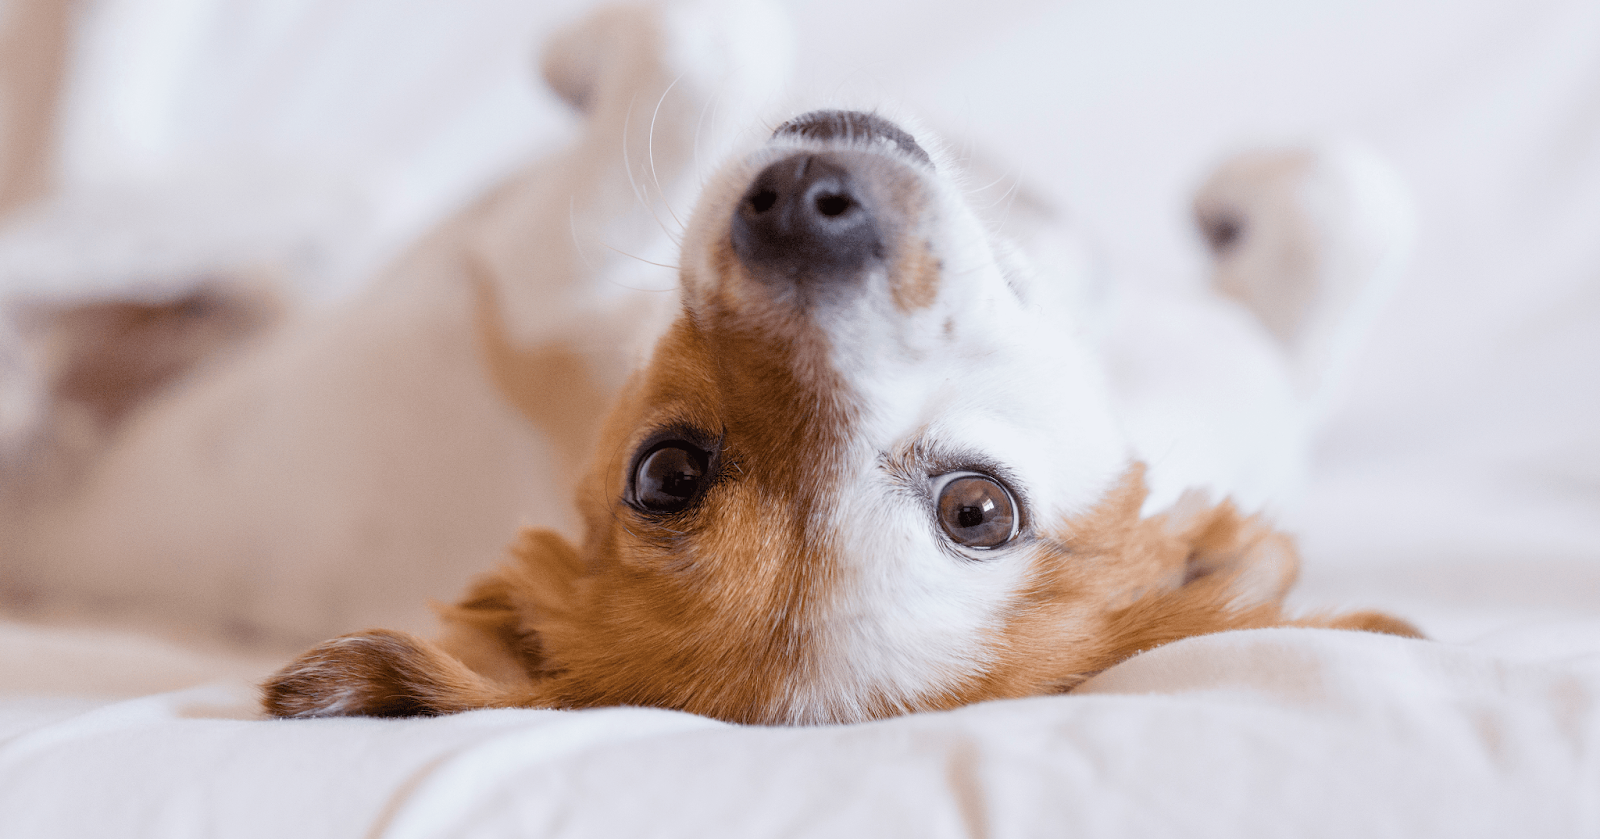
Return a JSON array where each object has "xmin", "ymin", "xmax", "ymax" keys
[{"xmin": 730, "ymin": 151, "xmax": 883, "ymax": 282}]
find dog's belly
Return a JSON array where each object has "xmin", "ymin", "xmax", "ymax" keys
[{"xmin": 9, "ymin": 268, "xmax": 607, "ymax": 649}]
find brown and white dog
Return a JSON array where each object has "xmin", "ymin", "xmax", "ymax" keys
[{"xmin": 259, "ymin": 37, "xmax": 1419, "ymax": 723}]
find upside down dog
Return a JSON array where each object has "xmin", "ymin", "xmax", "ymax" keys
[{"xmin": 262, "ymin": 89, "xmax": 1419, "ymax": 723}]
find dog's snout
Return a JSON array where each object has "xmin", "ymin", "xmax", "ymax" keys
[{"xmin": 731, "ymin": 152, "xmax": 883, "ymax": 282}]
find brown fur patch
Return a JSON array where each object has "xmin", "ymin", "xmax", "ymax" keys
[
  {"xmin": 24, "ymin": 283, "xmax": 280, "ymax": 433},
  {"xmin": 260, "ymin": 629, "xmax": 535, "ymax": 718},
  {"xmin": 890, "ymin": 237, "xmax": 940, "ymax": 312},
  {"xmin": 524, "ymin": 313, "xmax": 851, "ymax": 722}
]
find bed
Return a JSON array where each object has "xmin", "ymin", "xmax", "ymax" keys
[{"xmin": 2, "ymin": 0, "xmax": 1597, "ymax": 834}]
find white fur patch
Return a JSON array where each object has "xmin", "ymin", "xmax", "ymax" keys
[{"xmin": 748, "ymin": 133, "xmax": 1130, "ymax": 721}]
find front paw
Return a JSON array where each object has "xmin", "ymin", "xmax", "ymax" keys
[{"xmin": 261, "ymin": 629, "xmax": 491, "ymax": 719}]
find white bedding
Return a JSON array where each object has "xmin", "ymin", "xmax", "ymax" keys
[
  {"xmin": 3, "ymin": 619, "xmax": 1597, "ymax": 838},
  {"xmin": 3, "ymin": 0, "xmax": 1599, "ymax": 835}
]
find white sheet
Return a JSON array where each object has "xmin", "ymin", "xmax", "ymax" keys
[{"xmin": 3, "ymin": 623, "xmax": 1597, "ymax": 838}]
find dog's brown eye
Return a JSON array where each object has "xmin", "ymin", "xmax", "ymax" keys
[
  {"xmin": 935, "ymin": 473, "xmax": 1018, "ymax": 549},
  {"xmin": 633, "ymin": 442, "xmax": 709, "ymax": 513}
]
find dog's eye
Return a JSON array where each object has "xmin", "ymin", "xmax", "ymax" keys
[
  {"xmin": 632, "ymin": 442, "xmax": 710, "ymax": 513},
  {"xmin": 935, "ymin": 472, "xmax": 1018, "ymax": 550}
]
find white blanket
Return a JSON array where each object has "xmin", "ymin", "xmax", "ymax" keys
[{"xmin": 3, "ymin": 622, "xmax": 1596, "ymax": 837}]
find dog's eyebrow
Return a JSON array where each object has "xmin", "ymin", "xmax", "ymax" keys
[
  {"xmin": 880, "ymin": 436, "xmax": 1027, "ymax": 505},
  {"xmin": 772, "ymin": 110, "xmax": 932, "ymax": 169}
]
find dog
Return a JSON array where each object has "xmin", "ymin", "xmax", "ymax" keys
[{"xmin": 256, "ymin": 24, "xmax": 1419, "ymax": 724}]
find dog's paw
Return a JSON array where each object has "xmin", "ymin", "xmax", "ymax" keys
[
  {"xmin": 261, "ymin": 629, "xmax": 501, "ymax": 719},
  {"xmin": 539, "ymin": 0, "xmax": 791, "ymax": 119}
]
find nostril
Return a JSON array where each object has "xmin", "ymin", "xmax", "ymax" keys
[
  {"xmin": 815, "ymin": 194, "xmax": 852, "ymax": 217},
  {"xmin": 750, "ymin": 189, "xmax": 778, "ymax": 213},
  {"xmin": 730, "ymin": 151, "xmax": 883, "ymax": 283}
]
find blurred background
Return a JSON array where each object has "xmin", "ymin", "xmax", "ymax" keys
[{"xmin": 1, "ymin": 0, "xmax": 1596, "ymax": 641}]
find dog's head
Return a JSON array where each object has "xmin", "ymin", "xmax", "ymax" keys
[{"xmin": 499, "ymin": 111, "xmax": 1297, "ymax": 724}]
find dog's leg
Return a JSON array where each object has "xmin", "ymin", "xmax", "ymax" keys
[
  {"xmin": 465, "ymin": 0, "xmax": 791, "ymax": 469},
  {"xmin": 1193, "ymin": 145, "xmax": 1414, "ymax": 410},
  {"xmin": 15, "ymin": 1, "xmax": 791, "ymax": 648},
  {"xmin": 468, "ymin": 0, "xmax": 791, "ymax": 344},
  {"xmin": 1107, "ymin": 146, "xmax": 1413, "ymax": 514}
]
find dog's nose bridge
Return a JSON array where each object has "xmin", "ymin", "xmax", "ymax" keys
[{"xmin": 730, "ymin": 151, "xmax": 885, "ymax": 286}]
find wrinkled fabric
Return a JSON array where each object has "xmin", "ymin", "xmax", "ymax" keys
[{"xmin": 2, "ymin": 625, "xmax": 1597, "ymax": 838}]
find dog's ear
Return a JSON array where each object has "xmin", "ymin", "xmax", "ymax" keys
[
  {"xmin": 260, "ymin": 629, "xmax": 530, "ymax": 718},
  {"xmin": 1153, "ymin": 493, "xmax": 1425, "ymax": 638},
  {"xmin": 1071, "ymin": 492, "xmax": 1301, "ymax": 667},
  {"xmin": 1157, "ymin": 490, "xmax": 1299, "ymax": 609},
  {"xmin": 434, "ymin": 528, "xmax": 587, "ymax": 688},
  {"xmin": 1114, "ymin": 491, "xmax": 1424, "ymax": 645}
]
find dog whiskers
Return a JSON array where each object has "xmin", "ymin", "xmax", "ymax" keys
[
  {"xmin": 978, "ymin": 174, "xmax": 1023, "ymax": 212},
  {"xmin": 599, "ymin": 242, "xmax": 679, "ymax": 273},
  {"xmin": 648, "ymin": 71, "xmax": 690, "ymax": 233},
  {"xmin": 621, "ymin": 95, "xmax": 684, "ymax": 248},
  {"xmin": 967, "ymin": 165, "xmax": 1017, "ymax": 197},
  {"xmin": 690, "ymin": 81, "xmax": 723, "ymax": 189},
  {"xmin": 995, "ymin": 176, "xmax": 1025, "ymax": 231}
]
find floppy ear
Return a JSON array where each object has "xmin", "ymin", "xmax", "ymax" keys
[
  {"xmin": 433, "ymin": 527, "xmax": 588, "ymax": 689},
  {"xmin": 1069, "ymin": 493, "xmax": 1302, "ymax": 667},
  {"xmin": 1099, "ymin": 491, "xmax": 1422, "ymax": 656},
  {"xmin": 1156, "ymin": 490, "xmax": 1299, "ymax": 610},
  {"xmin": 1154, "ymin": 492, "xmax": 1423, "ymax": 638},
  {"xmin": 260, "ymin": 629, "xmax": 535, "ymax": 718}
]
